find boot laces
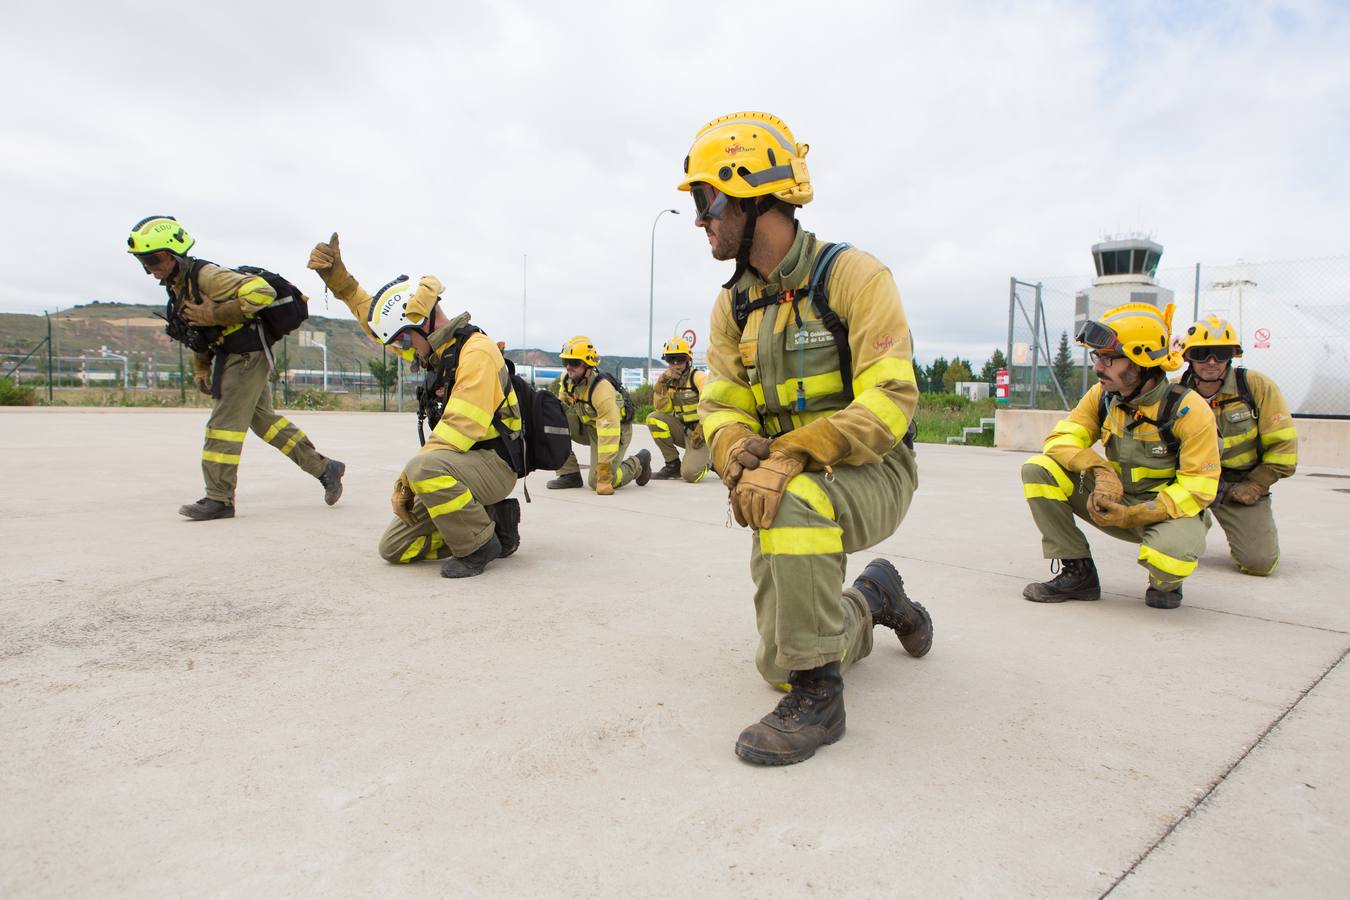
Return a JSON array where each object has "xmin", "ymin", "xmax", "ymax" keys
[{"xmin": 771, "ymin": 690, "xmax": 808, "ymax": 723}]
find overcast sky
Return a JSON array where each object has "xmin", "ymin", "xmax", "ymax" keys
[{"xmin": 2, "ymin": 0, "xmax": 1347, "ymax": 365}]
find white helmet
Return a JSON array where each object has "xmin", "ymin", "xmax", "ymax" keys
[{"xmin": 368, "ymin": 275, "xmax": 442, "ymax": 346}]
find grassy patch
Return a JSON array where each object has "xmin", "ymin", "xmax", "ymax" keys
[{"xmin": 914, "ymin": 394, "xmax": 996, "ymax": 446}]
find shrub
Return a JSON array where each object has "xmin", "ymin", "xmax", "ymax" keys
[{"xmin": 0, "ymin": 377, "xmax": 37, "ymax": 406}]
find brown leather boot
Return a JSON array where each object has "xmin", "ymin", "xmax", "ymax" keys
[{"xmin": 734, "ymin": 662, "xmax": 845, "ymax": 766}]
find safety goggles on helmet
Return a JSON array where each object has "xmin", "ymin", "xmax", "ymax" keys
[
  {"xmin": 1184, "ymin": 345, "xmax": 1238, "ymax": 363},
  {"xmin": 1075, "ymin": 319, "xmax": 1121, "ymax": 353},
  {"xmin": 690, "ymin": 183, "xmax": 730, "ymax": 221}
]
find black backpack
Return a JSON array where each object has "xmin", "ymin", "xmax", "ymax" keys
[
  {"xmin": 171, "ymin": 258, "xmax": 309, "ymax": 353},
  {"xmin": 507, "ymin": 361, "xmax": 572, "ymax": 474}
]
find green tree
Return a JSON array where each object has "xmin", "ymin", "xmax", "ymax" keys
[
  {"xmin": 1051, "ymin": 331, "xmax": 1074, "ymax": 394},
  {"xmin": 942, "ymin": 359, "xmax": 973, "ymax": 393},
  {"xmin": 925, "ymin": 357, "xmax": 949, "ymax": 395},
  {"xmin": 368, "ymin": 358, "xmax": 399, "ymax": 391},
  {"xmin": 979, "ymin": 349, "xmax": 1008, "ymax": 385}
]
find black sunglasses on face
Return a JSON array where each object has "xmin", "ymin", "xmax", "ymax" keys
[{"xmin": 1185, "ymin": 346, "xmax": 1237, "ymax": 363}]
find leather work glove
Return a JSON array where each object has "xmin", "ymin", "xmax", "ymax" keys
[
  {"xmin": 731, "ymin": 450, "xmax": 806, "ymax": 529},
  {"xmin": 689, "ymin": 422, "xmax": 706, "ymax": 451},
  {"xmin": 595, "ymin": 461, "xmax": 614, "ymax": 495},
  {"xmin": 718, "ymin": 433, "xmax": 772, "ymax": 489},
  {"xmin": 1227, "ymin": 480, "xmax": 1265, "ymax": 506},
  {"xmin": 1089, "ymin": 497, "xmax": 1170, "ymax": 530},
  {"xmin": 183, "ymin": 298, "xmax": 246, "ymax": 328},
  {"xmin": 391, "ymin": 474, "xmax": 417, "ymax": 526},
  {"xmin": 772, "ymin": 417, "xmax": 850, "ymax": 471},
  {"xmin": 308, "ymin": 232, "xmax": 357, "ymax": 295},
  {"xmin": 192, "ymin": 353, "xmax": 212, "ymax": 395},
  {"xmin": 1087, "ymin": 468, "xmax": 1125, "ymax": 519}
]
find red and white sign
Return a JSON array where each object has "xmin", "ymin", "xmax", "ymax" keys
[
  {"xmin": 682, "ymin": 328, "xmax": 697, "ymax": 349},
  {"xmin": 1253, "ymin": 327, "xmax": 1271, "ymax": 349}
]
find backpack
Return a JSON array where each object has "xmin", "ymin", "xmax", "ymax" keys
[
  {"xmin": 731, "ymin": 241, "xmax": 917, "ymax": 448},
  {"xmin": 1180, "ymin": 366, "xmax": 1258, "ymax": 422},
  {"xmin": 415, "ymin": 328, "xmax": 568, "ymax": 485},
  {"xmin": 566, "ymin": 371, "xmax": 635, "ymax": 424},
  {"xmin": 180, "ymin": 258, "xmax": 309, "ymax": 352}
]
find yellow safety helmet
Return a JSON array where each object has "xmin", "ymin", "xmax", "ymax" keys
[
  {"xmin": 367, "ymin": 275, "xmax": 445, "ymax": 356},
  {"xmin": 1076, "ymin": 302, "xmax": 1182, "ymax": 372},
  {"xmin": 560, "ymin": 335, "xmax": 599, "ymax": 368},
  {"xmin": 662, "ymin": 337, "xmax": 692, "ymax": 359},
  {"xmin": 678, "ymin": 112, "xmax": 813, "ymax": 206},
  {"xmin": 126, "ymin": 215, "xmax": 195, "ymax": 256},
  {"xmin": 1180, "ymin": 315, "xmax": 1243, "ymax": 358}
]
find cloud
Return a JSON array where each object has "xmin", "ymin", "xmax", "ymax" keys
[{"xmin": 2, "ymin": 0, "xmax": 1347, "ymax": 367}]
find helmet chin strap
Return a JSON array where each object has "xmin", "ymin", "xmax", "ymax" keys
[
  {"xmin": 1189, "ymin": 361, "xmax": 1228, "ymax": 384},
  {"xmin": 721, "ymin": 197, "xmax": 770, "ymax": 290}
]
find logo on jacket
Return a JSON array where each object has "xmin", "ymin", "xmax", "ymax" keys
[
  {"xmin": 873, "ymin": 335, "xmax": 896, "ymax": 352},
  {"xmin": 1149, "ymin": 443, "xmax": 1170, "ymax": 456},
  {"xmin": 1227, "ymin": 409, "xmax": 1253, "ymax": 423}
]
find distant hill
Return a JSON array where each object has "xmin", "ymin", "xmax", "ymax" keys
[{"xmin": 1, "ymin": 302, "xmax": 658, "ymax": 377}]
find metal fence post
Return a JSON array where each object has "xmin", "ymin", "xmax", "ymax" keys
[
  {"xmin": 1029, "ymin": 283, "xmax": 1043, "ymax": 408},
  {"xmin": 1006, "ymin": 277, "xmax": 1016, "ymax": 403}
]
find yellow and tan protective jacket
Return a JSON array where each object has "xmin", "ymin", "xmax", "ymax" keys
[
  {"xmin": 166, "ymin": 261, "xmax": 276, "ymax": 348},
  {"xmin": 700, "ymin": 228, "xmax": 919, "ymax": 467},
  {"xmin": 654, "ymin": 367, "xmax": 706, "ymax": 425},
  {"xmin": 1041, "ymin": 379, "xmax": 1220, "ymax": 518},
  {"xmin": 561, "ymin": 372, "xmax": 624, "ymax": 466},
  {"xmin": 1183, "ymin": 366, "xmax": 1297, "ymax": 490},
  {"xmin": 327, "ymin": 276, "xmax": 520, "ymax": 456}
]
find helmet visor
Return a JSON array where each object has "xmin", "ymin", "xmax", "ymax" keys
[
  {"xmin": 1185, "ymin": 345, "xmax": 1237, "ymax": 363},
  {"xmin": 1075, "ymin": 319, "xmax": 1120, "ymax": 352},
  {"xmin": 690, "ymin": 183, "xmax": 729, "ymax": 222}
]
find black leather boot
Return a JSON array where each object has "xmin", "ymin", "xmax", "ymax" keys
[
  {"xmin": 318, "ymin": 459, "xmax": 346, "ymax": 506},
  {"xmin": 1145, "ymin": 584, "xmax": 1182, "ymax": 609},
  {"xmin": 852, "ymin": 558, "xmax": 933, "ymax": 657},
  {"xmin": 652, "ymin": 458, "xmax": 682, "ymax": 480},
  {"xmin": 1022, "ymin": 557, "xmax": 1101, "ymax": 602},
  {"xmin": 440, "ymin": 533, "xmax": 502, "ymax": 579},
  {"xmin": 178, "ymin": 498, "xmax": 234, "ymax": 521},
  {"xmin": 488, "ymin": 499, "xmax": 521, "ymax": 558},
  {"xmin": 734, "ymin": 662, "xmax": 845, "ymax": 766},
  {"xmin": 635, "ymin": 450, "xmax": 653, "ymax": 486},
  {"xmin": 547, "ymin": 472, "xmax": 583, "ymax": 489}
]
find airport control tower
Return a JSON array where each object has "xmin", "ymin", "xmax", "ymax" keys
[{"xmin": 1074, "ymin": 235, "xmax": 1174, "ymax": 328}]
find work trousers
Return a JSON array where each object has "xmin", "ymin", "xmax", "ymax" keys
[
  {"xmin": 202, "ymin": 350, "xmax": 327, "ymax": 502},
  {"xmin": 379, "ymin": 447, "xmax": 517, "ymax": 563},
  {"xmin": 553, "ymin": 406, "xmax": 643, "ymax": 489},
  {"xmin": 1021, "ymin": 455, "xmax": 1210, "ymax": 593},
  {"xmin": 751, "ymin": 443, "xmax": 919, "ymax": 688},
  {"xmin": 1212, "ymin": 494, "xmax": 1280, "ymax": 575},
  {"xmin": 644, "ymin": 411, "xmax": 711, "ymax": 483}
]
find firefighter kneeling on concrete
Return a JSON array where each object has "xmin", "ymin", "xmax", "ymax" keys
[
  {"xmin": 308, "ymin": 234, "xmax": 520, "ymax": 578},
  {"xmin": 128, "ymin": 215, "xmax": 345, "ymax": 521},
  {"xmin": 683, "ymin": 111, "xmax": 934, "ymax": 767},
  {"xmin": 546, "ymin": 336, "xmax": 652, "ymax": 495},
  {"xmin": 1178, "ymin": 316, "xmax": 1297, "ymax": 576},
  {"xmin": 645, "ymin": 337, "xmax": 711, "ymax": 482},
  {"xmin": 1021, "ymin": 302, "xmax": 1220, "ymax": 609}
]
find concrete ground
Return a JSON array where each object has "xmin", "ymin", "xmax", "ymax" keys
[{"xmin": 2, "ymin": 408, "xmax": 1347, "ymax": 898}]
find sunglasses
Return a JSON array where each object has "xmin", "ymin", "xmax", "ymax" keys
[
  {"xmin": 690, "ymin": 182, "xmax": 729, "ymax": 221},
  {"xmin": 137, "ymin": 251, "xmax": 167, "ymax": 271},
  {"xmin": 1088, "ymin": 350, "xmax": 1126, "ymax": 364},
  {"xmin": 391, "ymin": 328, "xmax": 420, "ymax": 352},
  {"xmin": 1184, "ymin": 346, "xmax": 1237, "ymax": 363}
]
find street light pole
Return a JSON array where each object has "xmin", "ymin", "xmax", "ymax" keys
[{"xmin": 647, "ymin": 208, "xmax": 680, "ymax": 385}]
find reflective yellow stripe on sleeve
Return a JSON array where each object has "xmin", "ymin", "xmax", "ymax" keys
[
  {"xmin": 431, "ymin": 422, "xmax": 477, "ymax": 450},
  {"xmin": 445, "ymin": 397, "xmax": 493, "ymax": 428},
  {"xmin": 1045, "ymin": 420, "xmax": 1091, "ymax": 449},
  {"xmin": 1161, "ymin": 482, "xmax": 1201, "ymax": 517},
  {"xmin": 237, "ymin": 276, "xmax": 273, "ymax": 307},
  {"xmin": 1177, "ymin": 474, "xmax": 1218, "ymax": 497},
  {"xmin": 1224, "ymin": 448, "xmax": 1259, "ymax": 468},
  {"xmin": 1261, "ymin": 427, "xmax": 1297, "ymax": 446},
  {"xmin": 1262, "ymin": 452, "xmax": 1297, "ymax": 465},
  {"xmin": 703, "ymin": 409, "xmax": 763, "ymax": 442},
  {"xmin": 702, "ymin": 379, "xmax": 757, "ymax": 412},
  {"xmin": 1222, "ymin": 426, "xmax": 1258, "ymax": 449},
  {"xmin": 852, "ymin": 357, "xmax": 917, "ymax": 393},
  {"xmin": 853, "ymin": 386, "xmax": 910, "ymax": 440}
]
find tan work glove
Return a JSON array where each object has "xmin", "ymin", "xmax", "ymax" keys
[
  {"xmin": 718, "ymin": 433, "xmax": 772, "ymax": 489},
  {"xmin": 595, "ymin": 461, "xmax": 614, "ymax": 495},
  {"xmin": 1227, "ymin": 480, "xmax": 1266, "ymax": 506},
  {"xmin": 689, "ymin": 422, "xmax": 706, "ymax": 450},
  {"xmin": 1090, "ymin": 497, "xmax": 1169, "ymax": 530},
  {"xmin": 192, "ymin": 353, "xmax": 212, "ymax": 395},
  {"xmin": 772, "ymin": 417, "xmax": 850, "ymax": 471},
  {"xmin": 391, "ymin": 474, "xmax": 417, "ymax": 526},
  {"xmin": 183, "ymin": 298, "xmax": 246, "ymax": 328},
  {"xmin": 731, "ymin": 450, "xmax": 806, "ymax": 529},
  {"xmin": 307, "ymin": 232, "xmax": 357, "ymax": 295},
  {"xmin": 1087, "ymin": 468, "xmax": 1125, "ymax": 519}
]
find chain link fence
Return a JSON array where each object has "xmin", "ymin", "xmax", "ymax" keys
[{"xmin": 1008, "ymin": 256, "xmax": 1350, "ymax": 417}]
